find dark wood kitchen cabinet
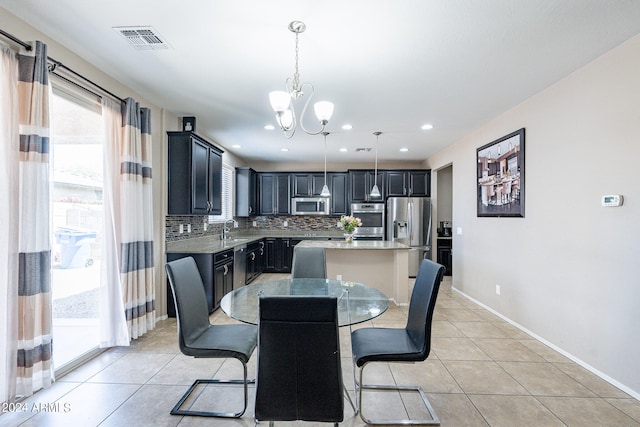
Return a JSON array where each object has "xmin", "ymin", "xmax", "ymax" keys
[
  {"xmin": 329, "ymin": 172, "xmax": 348, "ymax": 216},
  {"xmin": 258, "ymin": 173, "xmax": 291, "ymax": 215},
  {"xmin": 246, "ymin": 239, "xmax": 264, "ymax": 284},
  {"xmin": 213, "ymin": 250, "xmax": 234, "ymax": 309},
  {"xmin": 386, "ymin": 170, "xmax": 431, "ymax": 197},
  {"xmin": 263, "ymin": 237, "xmax": 300, "ymax": 273},
  {"xmin": 437, "ymin": 238, "xmax": 452, "ymax": 276},
  {"xmin": 349, "ymin": 170, "xmax": 385, "ymax": 203},
  {"xmin": 292, "ymin": 173, "xmax": 326, "ymax": 197},
  {"xmin": 168, "ymin": 131, "xmax": 223, "ymax": 215},
  {"xmin": 235, "ymin": 167, "xmax": 257, "ymax": 216}
]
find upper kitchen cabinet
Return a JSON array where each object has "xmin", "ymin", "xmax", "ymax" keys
[
  {"xmin": 329, "ymin": 172, "xmax": 348, "ymax": 216},
  {"xmin": 292, "ymin": 173, "xmax": 326, "ymax": 197},
  {"xmin": 386, "ymin": 170, "xmax": 431, "ymax": 197},
  {"xmin": 168, "ymin": 131, "xmax": 223, "ymax": 215},
  {"xmin": 258, "ymin": 173, "xmax": 291, "ymax": 215},
  {"xmin": 349, "ymin": 170, "xmax": 385, "ymax": 203},
  {"xmin": 236, "ymin": 167, "xmax": 257, "ymax": 217}
]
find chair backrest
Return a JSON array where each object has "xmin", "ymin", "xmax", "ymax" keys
[
  {"xmin": 291, "ymin": 246, "xmax": 327, "ymax": 279},
  {"xmin": 405, "ymin": 258, "xmax": 445, "ymax": 360},
  {"xmin": 255, "ymin": 295, "xmax": 343, "ymax": 423},
  {"xmin": 165, "ymin": 257, "xmax": 211, "ymax": 352}
]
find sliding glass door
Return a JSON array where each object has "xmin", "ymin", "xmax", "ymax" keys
[{"xmin": 50, "ymin": 83, "xmax": 104, "ymax": 370}]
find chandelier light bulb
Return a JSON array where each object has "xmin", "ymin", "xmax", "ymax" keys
[
  {"xmin": 314, "ymin": 101, "xmax": 334, "ymax": 124},
  {"xmin": 269, "ymin": 91, "xmax": 291, "ymax": 113}
]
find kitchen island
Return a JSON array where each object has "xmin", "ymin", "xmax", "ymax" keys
[{"xmin": 296, "ymin": 240, "xmax": 411, "ymax": 304}]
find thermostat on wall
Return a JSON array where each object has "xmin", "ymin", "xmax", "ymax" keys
[{"xmin": 601, "ymin": 195, "xmax": 623, "ymax": 207}]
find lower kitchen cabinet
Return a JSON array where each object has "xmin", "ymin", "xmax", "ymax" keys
[
  {"xmin": 246, "ymin": 239, "xmax": 264, "ymax": 284},
  {"xmin": 166, "ymin": 253, "xmax": 214, "ymax": 317},
  {"xmin": 437, "ymin": 239, "xmax": 452, "ymax": 276},
  {"xmin": 263, "ymin": 237, "xmax": 301, "ymax": 273},
  {"xmin": 213, "ymin": 250, "xmax": 234, "ymax": 310}
]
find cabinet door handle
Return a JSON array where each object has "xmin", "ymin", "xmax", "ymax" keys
[
  {"xmin": 260, "ymin": 248, "xmax": 264, "ymax": 255},
  {"xmin": 223, "ymin": 264, "xmax": 228, "ymax": 275},
  {"xmin": 251, "ymin": 252, "xmax": 256, "ymax": 260}
]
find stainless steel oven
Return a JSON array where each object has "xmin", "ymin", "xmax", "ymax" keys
[{"xmin": 350, "ymin": 203, "xmax": 384, "ymax": 240}]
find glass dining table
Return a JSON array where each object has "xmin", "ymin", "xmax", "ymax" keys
[{"xmin": 220, "ymin": 278, "xmax": 389, "ymax": 327}]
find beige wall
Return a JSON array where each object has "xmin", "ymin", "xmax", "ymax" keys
[{"xmin": 425, "ymin": 34, "xmax": 640, "ymax": 397}]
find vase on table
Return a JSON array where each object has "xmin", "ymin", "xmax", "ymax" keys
[{"xmin": 344, "ymin": 233, "xmax": 354, "ymax": 243}]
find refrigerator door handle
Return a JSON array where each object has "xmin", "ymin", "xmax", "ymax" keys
[
  {"xmin": 407, "ymin": 202, "xmax": 413, "ymax": 245},
  {"xmin": 393, "ymin": 221, "xmax": 398, "ymax": 239}
]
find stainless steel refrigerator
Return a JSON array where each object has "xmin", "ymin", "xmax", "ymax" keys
[{"xmin": 386, "ymin": 197, "xmax": 432, "ymax": 277}]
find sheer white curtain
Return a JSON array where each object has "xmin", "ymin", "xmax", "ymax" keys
[
  {"xmin": 101, "ymin": 97, "xmax": 155, "ymax": 346},
  {"xmin": 0, "ymin": 42, "xmax": 20, "ymax": 405}
]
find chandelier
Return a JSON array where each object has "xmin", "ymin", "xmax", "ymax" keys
[{"xmin": 269, "ymin": 21, "xmax": 334, "ymax": 138}]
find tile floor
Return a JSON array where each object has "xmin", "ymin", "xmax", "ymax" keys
[{"xmin": 2, "ymin": 274, "xmax": 639, "ymax": 426}]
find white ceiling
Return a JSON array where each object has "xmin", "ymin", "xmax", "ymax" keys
[{"xmin": 3, "ymin": 0, "xmax": 640, "ymax": 164}]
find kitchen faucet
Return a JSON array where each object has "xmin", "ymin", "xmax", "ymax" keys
[{"xmin": 222, "ymin": 219, "xmax": 235, "ymax": 240}]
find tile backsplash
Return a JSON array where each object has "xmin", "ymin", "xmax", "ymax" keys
[{"xmin": 165, "ymin": 215, "xmax": 341, "ymax": 242}]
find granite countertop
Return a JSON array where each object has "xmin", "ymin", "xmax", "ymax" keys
[
  {"xmin": 297, "ymin": 240, "xmax": 410, "ymax": 250},
  {"xmin": 166, "ymin": 231, "xmax": 346, "ymax": 254}
]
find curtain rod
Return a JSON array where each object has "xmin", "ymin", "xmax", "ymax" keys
[{"xmin": 1, "ymin": 28, "xmax": 126, "ymax": 103}]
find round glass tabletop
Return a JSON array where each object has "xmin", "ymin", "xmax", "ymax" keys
[{"xmin": 220, "ymin": 278, "xmax": 389, "ymax": 327}]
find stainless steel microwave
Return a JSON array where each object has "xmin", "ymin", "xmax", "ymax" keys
[{"xmin": 291, "ymin": 197, "xmax": 330, "ymax": 215}]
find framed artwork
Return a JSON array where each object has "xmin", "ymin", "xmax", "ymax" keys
[{"xmin": 476, "ymin": 128, "xmax": 525, "ymax": 217}]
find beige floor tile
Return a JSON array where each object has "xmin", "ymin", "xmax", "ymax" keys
[
  {"xmin": 518, "ymin": 339, "xmax": 572, "ymax": 363},
  {"xmin": 147, "ymin": 354, "xmax": 226, "ymax": 385},
  {"xmin": 389, "ymin": 358, "xmax": 463, "ymax": 394},
  {"xmin": 499, "ymin": 361, "xmax": 596, "ymax": 397},
  {"xmin": 471, "ymin": 338, "xmax": 547, "ymax": 362},
  {"xmin": 97, "ymin": 384, "xmax": 189, "ymax": 427},
  {"xmin": 86, "ymin": 352, "xmax": 175, "ymax": 384},
  {"xmin": 468, "ymin": 394, "xmax": 564, "ymax": 426},
  {"xmin": 538, "ymin": 396, "xmax": 640, "ymax": 426},
  {"xmin": 452, "ymin": 321, "xmax": 510, "ymax": 338},
  {"xmin": 56, "ymin": 350, "xmax": 126, "ymax": 383},
  {"xmin": 443, "ymin": 360, "xmax": 528, "ymax": 395},
  {"xmin": 18, "ymin": 382, "xmax": 141, "ymax": 427},
  {"xmin": 432, "ymin": 320, "xmax": 465, "ymax": 337},
  {"xmin": 431, "ymin": 337, "xmax": 491, "ymax": 361},
  {"xmin": 554, "ymin": 362, "xmax": 633, "ymax": 398},
  {"xmin": 438, "ymin": 308, "xmax": 485, "ymax": 322},
  {"xmin": 491, "ymin": 321, "xmax": 534, "ymax": 340},
  {"xmin": 425, "ymin": 393, "xmax": 490, "ymax": 426},
  {"xmin": 0, "ymin": 381, "xmax": 80, "ymax": 427},
  {"xmin": 606, "ymin": 398, "xmax": 640, "ymax": 423}
]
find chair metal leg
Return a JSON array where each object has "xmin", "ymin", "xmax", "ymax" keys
[
  {"xmin": 171, "ymin": 361, "xmax": 255, "ymax": 418},
  {"xmin": 355, "ymin": 362, "xmax": 440, "ymax": 425}
]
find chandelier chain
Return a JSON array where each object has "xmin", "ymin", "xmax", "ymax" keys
[{"xmin": 292, "ymin": 31, "xmax": 301, "ymax": 95}]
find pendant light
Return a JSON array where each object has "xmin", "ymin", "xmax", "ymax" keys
[
  {"xmin": 370, "ymin": 131, "xmax": 381, "ymax": 198},
  {"xmin": 269, "ymin": 21, "xmax": 334, "ymax": 138},
  {"xmin": 320, "ymin": 132, "xmax": 331, "ymax": 197}
]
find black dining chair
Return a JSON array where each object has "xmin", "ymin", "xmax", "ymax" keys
[
  {"xmin": 165, "ymin": 257, "xmax": 257, "ymax": 418},
  {"xmin": 255, "ymin": 295, "xmax": 344, "ymax": 426},
  {"xmin": 350, "ymin": 258, "xmax": 445, "ymax": 425},
  {"xmin": 291, "ymin": 246, "xmax": 327, "ymax": 279}
]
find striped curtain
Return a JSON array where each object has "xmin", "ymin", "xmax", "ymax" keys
[
  {"xmin": 101, "ymin": 98, "xmax": 155, "ymax": 345},
  {"xmin": 15, "ymin": 41, "xmax": 53, "ymax": 398}
]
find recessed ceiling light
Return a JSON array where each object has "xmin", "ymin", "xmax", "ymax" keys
[
  {"xmin": 280, "ymin": 148, "xmax": 289, "ymax": 152},
  {"xmin": 399, "ymin": 147, "xmax": 409, "ymax": 152},
  {"xmin": 232, "ymin": 144, "xmax": 241, "ymax": 149},
  {"xmin": 421, "ymin": 123, "xmax": 433, "ymax": 130},
  {"xmin": 339, "ymin": 148, "xmax": 348, "ymax": 152},
  {"xmin": 264, "ymin": 124, "xmax": 275, "ymax": 130},
  {"xmin": 342, "ymin": 124, "xmax": 353, "ymax": 130}
]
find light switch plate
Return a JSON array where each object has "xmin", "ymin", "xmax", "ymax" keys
[{"xmin": 457, "ymin": 227, "xmax": 463, "ymax": 235}]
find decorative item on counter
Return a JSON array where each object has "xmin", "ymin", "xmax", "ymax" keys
[{"xmin": 337, "ymin": 215, "xmax": 362, "ymax": 243}]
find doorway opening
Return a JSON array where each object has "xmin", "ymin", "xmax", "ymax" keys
[{"xmin": 435, "ymin": 165, "xmax": 453, "ymax": 277}]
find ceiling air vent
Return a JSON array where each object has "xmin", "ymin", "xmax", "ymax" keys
[
  {"xmin": 113, "ymin": 26, "xmax": 169, "ymax": 50},
  {"xmin": 355, "ymin": 148, "xmax": 372, "ymax": 152}
]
